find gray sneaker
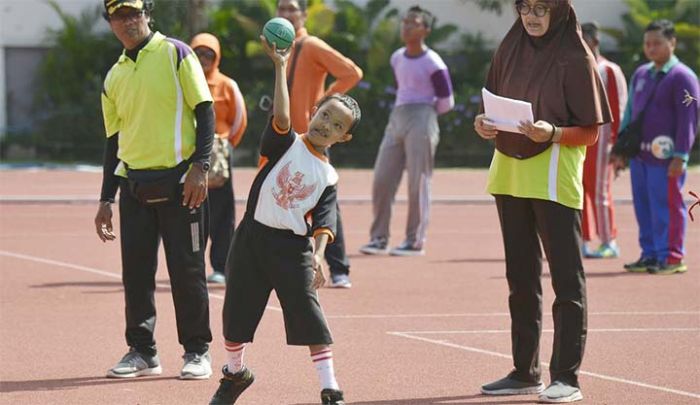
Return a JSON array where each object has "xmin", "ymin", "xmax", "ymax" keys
[
  {"xmin": 329, "ymin": 274, "xmax": 352, "ymax": 288},
  {"xmin": 106, "ymin": 349, "xmax": 162, "ymax": 378},
  {"xmin": 538, "ymin": 381, "xmax": 583, "ymax": 403},
  {"xmin": 180, "ymin": 351, "xmax": 213, "ymax": 380},
  {"xmin": 207, "ymin": 272, "xmax": 226, "ymax": 284},
  {"xmin": 389, "ymin": 240, "xmax": 425, "ymax": 256},
  {"xmin": 359, "ymin": 238, "xmax": 389, "ymax": 255},
  {"xmin": 481, "ymin": 375, "xmax": 545, "ymax": 395}
]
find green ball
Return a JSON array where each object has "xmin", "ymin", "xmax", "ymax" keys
[{"xmin": 263, "ymin": 17, "xmax": 295, "ymax": 50}]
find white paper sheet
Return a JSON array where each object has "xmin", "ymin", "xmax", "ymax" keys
[{"xmin": 481, "ymin": 88, "xmax": 534, "ymax": 134}]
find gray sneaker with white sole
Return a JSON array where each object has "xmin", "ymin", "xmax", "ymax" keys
[
  {"xmin": 481, "ymin": 375, "xmax": 545, "ymax": 395},
  {"xmin": 538, "ymin": 381, "xmax": 583, "ymax": 403},
  {"xmin": 180, "ymin": 351, "xmax": 212, "ymax": 380},
  {"xmin": 106, "ymin": 349, "xmax": 162, "ymax": 378}
]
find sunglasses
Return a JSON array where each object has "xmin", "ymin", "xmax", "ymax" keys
[{"xmin": 195, "ymin": 48, "xmax": 216, "ymax": 60}]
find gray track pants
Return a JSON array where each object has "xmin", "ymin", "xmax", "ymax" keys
[{"xmin": 370, "ymin": 104, "xmax": 439, "ymax": 247}]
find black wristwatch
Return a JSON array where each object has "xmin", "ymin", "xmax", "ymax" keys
[{"xmin": 195, "ymin": 161, "xmax": 210, "ymax": 172}]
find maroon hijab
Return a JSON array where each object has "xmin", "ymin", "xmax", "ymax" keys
[{"xmin": 484, "ymin": 0, "xmax": 611, "ymax": 159}]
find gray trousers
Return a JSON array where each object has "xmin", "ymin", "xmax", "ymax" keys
[{"xmin": 370, "ymin": 104, "xmax": 439, "ymax": 246}]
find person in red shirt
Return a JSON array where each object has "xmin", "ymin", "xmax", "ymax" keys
[{"xmin": 580, "ymin": 22, "xmax": 627, "ymax": 259}]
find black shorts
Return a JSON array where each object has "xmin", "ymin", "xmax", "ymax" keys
[{"xmin": 222, "ymin": 215, "xmax": 333, "ymax": 346}]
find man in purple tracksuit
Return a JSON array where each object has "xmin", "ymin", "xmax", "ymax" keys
[{"xmin": 613, "ymin": 20, "xmax": 699, "ymax": 275}]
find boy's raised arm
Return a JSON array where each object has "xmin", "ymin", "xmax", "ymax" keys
[{"xmin": 261, "ymin": 36, "xmax": 293, "ymax": 132}]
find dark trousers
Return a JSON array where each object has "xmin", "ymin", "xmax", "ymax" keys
[
  {"xmin": 223, "ymin": 216, "xmax": 333, "ymax": 345},
  {"xmin": 326, "ymin": 203, "xmax": 350, "ymax": 276},
  {"xmin": 119, "ymin": 179, "xmax": 212, "ymax": 355},
  {"xmin": 204, "ymin": 177, "xmax": 235, "ymax": 274},
  {"xmin": 323, "ymin": 151, "xmax": 349, "ymax": 276},
  {"xmin": 495, "ymin": 195, "xmax": 587, "ymax": 387}
]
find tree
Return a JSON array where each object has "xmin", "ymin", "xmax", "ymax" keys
[
  {"xmin": 31, "ymin": 0, "xmax": 121, "ymax": 160},
  {"xmin": 604, "ymin": 0, "xmax": 700, "ymax": 76},
  {"xmin": 460, "ymin": 0, "xmax": 512, "ymax": 15}
]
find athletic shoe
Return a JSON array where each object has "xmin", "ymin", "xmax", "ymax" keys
[
  {"xmin": 389, "ymin": 241, "xmax": 425, "ymax": 256},
  {"xmin": 106, "ymin": 349, "xmax": 162, "ymax": 378},
  {"xmin": 481, "ymin": 375, "xmax": 545, "ymax": 395},
  {"xmin": 589, "ymin": 242, "xmax": 619, "ymax": 259},
  {"xmin": 329, "ymin": 274, "xmax": 352, "ymax": 289},
  {"xmin": 359, "ymin": 238, "xmax": 388, "ymax": 255},
  {"xmin": 581, "ymin": 243, "xmax": 596, "ymax": 258},
  {"xmin": 647, "ymin": 262, "xmax": 688, "ymax": 275},
  {"xmin": 180, "ymin": 351, "xmax": 212, "ymax": 380},
  {"xmin": 321, "ymin": 388, "xmax": 345, "ymax": 405},
  {"xmin": 207, "ymin": 272, "xmax": 226, "ymax": 284},
  {"xmin": 209, "ymin": 366, "xmax": 255, "ymax": 405},
  {"xmin": 538, "ymin": 381, "xmax": 583, "ymax": 403},
  {"xmin": 623, "ymin": 257, "xmax": 657, "ymax": 273}
]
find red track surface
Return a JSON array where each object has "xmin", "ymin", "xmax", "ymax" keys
[{"xmin": 1, "ymin": 168, "xmax": 698, "ymax": 405}]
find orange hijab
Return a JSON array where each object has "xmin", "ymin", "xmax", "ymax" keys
[{"xmin": 190, "ymin": 33, "xmax": 247, "ymax": 146}]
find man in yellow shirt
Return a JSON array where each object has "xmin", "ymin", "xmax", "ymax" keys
[{"xmin": 94, "ymin": 0, "xmax": 214, "ymax": 381}]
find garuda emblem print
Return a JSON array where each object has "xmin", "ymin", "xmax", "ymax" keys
[{"xmin": 272, "ymin": 161, "xmax": 317, "ymax": 209}]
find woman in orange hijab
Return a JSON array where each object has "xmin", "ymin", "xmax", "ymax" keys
[
  {"xmin": 473, "ymin": 1, "xmax": 611, "ymax": 402},
  {"xmin": 190, "ymin": 33, "xmax": 248, "ymax": 285}
]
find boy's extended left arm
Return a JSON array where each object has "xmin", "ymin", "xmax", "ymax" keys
[{"xmin": 260, "ymin": 35, "xmax": 293, "ymax": 131}]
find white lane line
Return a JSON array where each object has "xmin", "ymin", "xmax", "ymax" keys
[
  {"xmin": 326, "ymin": 311, "xmax": 699, "ymax": 319},
  {"xmin": 390, "ymin": 328, "xmax": 700, "ymax": 334},
  {"xmin": 1, "ymin": 250, "xmax": 124, "ymax": 280},
  {"xmin": 0, "ymin": 250, "xmax": 282, "ymax": 312},
  {"xmin": 1, "ymin": 249, "xmax": 695, "ymax": 323},
  {"xmin": 388, "ymin": 331, "xmax": 700, "ymax": 399}
]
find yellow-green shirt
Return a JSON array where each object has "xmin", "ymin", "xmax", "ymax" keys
[
  {"xmin": 101, "ymin": 32, "xmax": 212, "ymax": 173},
  {"xmin": 486, "ymin": 143, "xmax": 586, "ymax": 209}
]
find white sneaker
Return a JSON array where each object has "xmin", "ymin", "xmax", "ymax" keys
[
  {"xmin": 180, "ymin": 351, "xmax": 212, "ymax": 380},
  {"xmin": 329, "ymin": 274, "xmax": 352, "ymax": 288},
  {"xmin": 538, "ymin": 381, "xmax": 583, "ymax": 403}
]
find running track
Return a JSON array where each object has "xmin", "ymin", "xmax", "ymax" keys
[{"xmin": 0, "ymin": 167, "xmax": 698, "ymax": 404}]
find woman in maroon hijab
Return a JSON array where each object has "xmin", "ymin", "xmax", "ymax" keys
[{"xmin": 473, "ymin": 1, "xmax": 611, "ymax": 403}]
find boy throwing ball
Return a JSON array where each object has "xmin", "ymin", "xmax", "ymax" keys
[{"xmin": 208, "ymin": 34, "xmax": 361, "ymax": 405}]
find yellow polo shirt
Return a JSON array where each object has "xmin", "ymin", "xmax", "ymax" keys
[{"xmin": 101, "ymin": 32, "xmax": 212, "ymax": 173}]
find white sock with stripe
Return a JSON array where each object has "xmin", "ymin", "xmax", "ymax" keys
[
  {"xmin": 224, "ymin": 341, "xmax": 246, "ymax": 374},
  {"xmin": 311, "ymin": 348, "xmax": 339, "ymax": 390}
]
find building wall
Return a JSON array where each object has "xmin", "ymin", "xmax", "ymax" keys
[
  {"xmin": 5, "ymin": 47, "xmax": 47, "ymax": 134},
  {"xmin": 1, "ymin": 0, "xmax": 100, "ymax": 135}
]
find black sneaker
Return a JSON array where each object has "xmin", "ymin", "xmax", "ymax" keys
[
  {"xmin": 209, "ymin": 366, "xmax": 254, "ymax": 405},
  {"xmin": 647, "ymin": 261, "xmax": 688, "ymax": 275},
  {"xmin": 359, "ymin": 238, "xmax": 388, "ymax": 255},
  {"xmin": 623, "ymin": 257, "xmax": 657, "ymax": 273},
  {"xmin": 389, "ymin": 240, "xmax": 425, "ymax": 256},
  {"xmin": 321, "ymin": 388, "xmax": 345, "ymax": 405},
  {"xmin": 481, "ymin": 375, "xmax": 545, "ymax": 396}
]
